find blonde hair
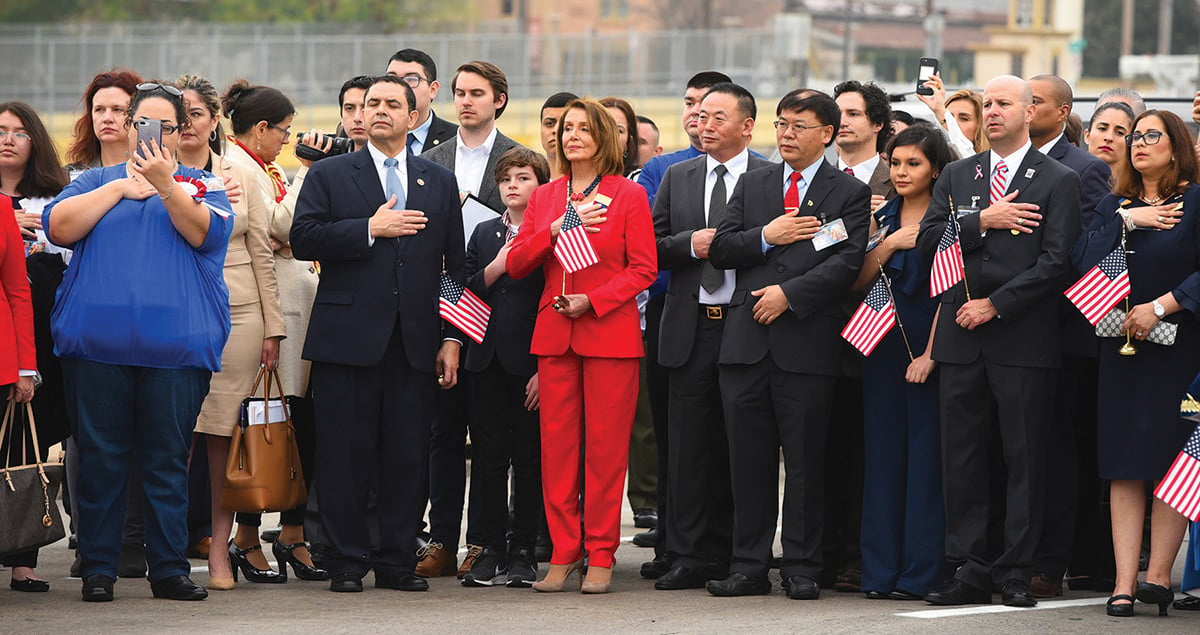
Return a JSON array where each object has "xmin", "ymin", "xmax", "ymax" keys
[{"xmin": 945, "ymin": 89, "xmax": 988, "ymax": 152}]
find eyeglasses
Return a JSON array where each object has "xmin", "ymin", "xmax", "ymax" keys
[
  {"xmin": 137, "ymin": 82, "xmax": 184, "ymax": 97},
  {"xmin": 268, "ymin": 122, "xmax": 291, "ymax": 142},
  {"xmin": 397, "ymin": 74, "xmax": 429, "ymax": 88},
  {"xmin": 1125, "ymin": 131, "xmax": 1164, "ymax": 146},
  {"xmin": 132, "ymin": 117, "xmax": 180, "ymax": 135},
  {"xmin": 773, "ymin": 120, "xmax": 830, "ymax": 135},
  {"xmin": 0, "ymin": 130, "xmax": 32, "ymax": 143}
]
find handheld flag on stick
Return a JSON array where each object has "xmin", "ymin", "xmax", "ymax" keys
[
  {"xmin": 841, "ymin": 276, "xmax": 896, "ymax": 356},
  {"xmin": 1065, "ymin": 246, "xmax": 1131, "ymax": 325},
  {"xmin": 1154, "ymin": 423, "xmax": 1200, "ymax": 521},
  {"xmin": 439, "ymin": 273, "xmax": 491, "ymax": 344}
]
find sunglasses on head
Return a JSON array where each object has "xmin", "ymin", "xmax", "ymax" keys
[{"xmin": 137, "ymin": 82, "xmax": 184, "ymax": 97}]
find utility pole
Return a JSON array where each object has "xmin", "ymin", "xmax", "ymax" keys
[
  {"xmin": 1157, "ymin": 0, "xmax": 1172, "ymax": 56},
  {"xmin": 841, "ymin": 0, "xmax": 853, "ymax": 80}
]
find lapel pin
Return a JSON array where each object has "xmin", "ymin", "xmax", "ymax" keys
[
  {"xmin": 495, "ymin": 231, "xmax": 502, "ymax": 239},
  {"xmin": 1025, "ymin": 168, "xmax": 1035, "ymax": 179},
  {"xmin": 417, "ymin": 178, "xmax": 425, "ymax": 187},
  {"xmin": 806, "ymin": 200, "xmax": 813, "ymax": 207},
  {"xmin": 971, "ymin": 196, "xmax": 981, "ymax": 208},
  {"xmin": 974, "ymin": 164, "xmax": 984, "ymax": 180}
]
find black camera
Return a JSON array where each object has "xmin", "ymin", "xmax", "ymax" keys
[{"xmin": 295, "ymin": 132, "xmax": 355, "ymax": 162}]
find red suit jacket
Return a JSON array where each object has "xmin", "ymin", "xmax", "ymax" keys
[
  {"xmin": 0, "ymin": 196, "xmax": 36, "ymax": 384},
  {"xmin": 507, "ymin": 175, "xmax": 657, "ymax": 359}
]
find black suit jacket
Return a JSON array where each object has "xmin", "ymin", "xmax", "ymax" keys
[
  {"xmin": 1046, "ymin": 134, "xmax": 1113, "ymax": 357},
  {"xmin": 421, "ymin": 130, "xmax": 522, "ymax": 214},
  {"xmin": 290, "ymin": 145, "xmax": 464, "ymax": 372},
  {"xmin": 709, "ymin": 160, "xmax": 871, "ymax": 375},
  {"xmin": 654, "ymin": 153, "xmax": 773, "ymax": 368},
  {"xmin": 463, "ymin": 217, "xmax": 542, "ymax": 376},
  {"xmin": 916, "ymin": 147, "xmax": 1082, "ymax": 369},
  {"xmin": 420, "ymin": 111, "xmax": 458, "ymax": 154}
]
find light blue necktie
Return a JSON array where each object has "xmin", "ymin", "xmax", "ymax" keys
[{"xmin": 384, "ymin": 157, "xmax": 406, "ymax": 209}]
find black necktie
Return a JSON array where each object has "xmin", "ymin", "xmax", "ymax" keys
[{"xmin": 700, "ymin": 164, "xmax": 728, "ymax": 294}]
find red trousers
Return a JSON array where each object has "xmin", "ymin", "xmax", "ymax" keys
[{"xmin": 538, "ymin": 351, "xmax": 639, "ymax": 568}]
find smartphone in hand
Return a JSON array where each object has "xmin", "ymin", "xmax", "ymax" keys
[
  {"xmin": 916, "ymin": 58, "xmax": 939, "ymax": 96},
  {"xmin": 135, "ymin": 118, "xmax": 163, "ymax": 159}
]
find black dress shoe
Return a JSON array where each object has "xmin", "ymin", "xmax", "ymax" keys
[
  {"xmin": 376, "ymin": 572, "xmax": 429, "ymax": 591},
  {"xmin": 633, "ymin": 508, "xmax": 658, "ymax": 529},
  {"xmin": 640, "ymin": 553, "xmax": 672, "ymax": 579},
  {"xmin": 81, "ymin": 575, "xmax": 114, "ymax": 602},
  {"xmin": 889, "ymin": 589, "xmax": 923, "ymax": 601},
  {"xmin": 864, "ymin": 590, "xmax": 889, "ymax": 599},
  {"xmin": 1173, "ymin": 595, "xmax": 1200, "ymax": 611},
  {"xmin": 150, "ymin": 575, "xmax": 208, "ymax": 601},
  {"xmin": 782, "ymin": 576, "xmax": 820, "ymax": 600},
  {"xmin": 707, "ymin": 573, "xmax": 771, "ymax": 597},
  {"xmin": 924, "ymin": 579, "xmax": 991, "ymax": 605},
  {"xmin": 1107, "ymin": 594, "xmax": 1136, "ymax": 617},
  {"xmin": 1001, "ymin": 580, "xmax": 1037, "ymax": 607},
  {"xmin": 10, "ymin": 578, "xmax": 50, "ymax": 592},
  {"xmin": 655, "ymin": 565, "xmax": 710, "ymax": 590},
  {"xmin": 632, "ymin": 528, "xmax": 657, "ymax": 548},
  {"xmin": 1135, "ymin": 581, "xmax": 1173, "ymax": 616},
  {"xmin": 329, "ymin": 574, "xmax": 363, "ymax": 593}
]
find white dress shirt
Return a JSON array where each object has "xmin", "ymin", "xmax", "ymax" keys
[
  {"xmin": 409, "ymin": 112, "xmax": 434, "ymax": 155},
  {"xmin": 454, "ymin": 126, "xmax": 498, "ymax": 198},
  {"xmin": 837, "ymin": 153, "xmax": 879, "ymax": 186},
  {"xmin": 1036, "ymin": 131, "xmax": 1065, "ymax": 156},
  {"xmin": 694, "ymin": 149, "xmax": 750, "ymax": 305},
  {"xmin": 365, "ymin": 140, "xmax": 407, "ymax": 246}
]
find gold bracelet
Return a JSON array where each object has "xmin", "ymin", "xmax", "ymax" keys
[{"xmin": 159, "ymin": 180, "xmax": 175, "ymax": 201}]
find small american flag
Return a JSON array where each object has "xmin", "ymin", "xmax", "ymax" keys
[
  {"xmin": 439, "ymin": 273, "xmax": 491, "ymax": 344},
  {"xmin": 1154, "ymin": 424, "xmax": 1200, "ymax": 521},
  {"xmin": 553, "ymin": 202, "xmax": 599, "ymax": 272},
  {"xmin": 841, "ymin": 277, "xmax": 896, "ymax": 356},
  {"xmin": 929, "ymin": 221, "xmax": 963, "ymax": 297},
  {"xmin": 1065, "ymin": 246, "xmax": 1130, "ymax": 325}
]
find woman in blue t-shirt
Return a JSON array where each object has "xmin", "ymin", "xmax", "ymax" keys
[{"xmin": 43, "ymin": 83, "xmax": 233, "ymax": 603}]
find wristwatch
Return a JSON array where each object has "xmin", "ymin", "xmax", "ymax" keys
[{"xmin": 1152, "ymin": 299, "xmax": 1166, "ymax": 318}]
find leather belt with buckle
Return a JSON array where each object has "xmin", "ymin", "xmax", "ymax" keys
[{"xmin": 703, "ymin": 305, "xmax": 725, "ymax": 320}]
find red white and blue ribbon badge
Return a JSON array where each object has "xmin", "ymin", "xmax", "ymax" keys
[
  {"xmin": 974, "ymin": 164, "xmax": 984, "ymax": 180},
  {"xmin": 174, "ymin": 175, "xmax": 207, "ymax": 202}
]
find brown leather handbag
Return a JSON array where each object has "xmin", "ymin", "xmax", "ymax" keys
[
  {"xmin": 219, "ymin": 368, "xmax": 307, "ymax": 513},
  {"xmin": 0, "ymin": 398, "xmax": 66, "ymax": 558}
]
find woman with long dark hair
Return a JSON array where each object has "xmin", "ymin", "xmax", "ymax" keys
[
  {"xmin": 1071, "ymin": 110, "xmax": 1200, "ymax": 617},
  {"xmin": 0, "ymin": 101, "xmax": 56, "ymax": 592}
]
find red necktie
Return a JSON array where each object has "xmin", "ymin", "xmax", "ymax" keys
[
  {"xmin": 844, "ymin": 167, "xmax": 854, "ymax": 176},
  {"xmin": 990, "ymin": 159, "xmax": 1009, "ymax": 206},
  {"xmin": 785, "ymin": 172, "xmax": 803, "ymax": 211}
]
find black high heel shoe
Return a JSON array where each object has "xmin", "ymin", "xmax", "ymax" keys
[
  {"xmin": 273, "ymin": 540, "xmax": 329, "ymax": 581},
  {"xmin": 229, "ymin": 540, "xmax": 285, "ymax": 583},
  {"xmin": 1106, "ymin": 594, "xmax": 1135, "ymax": 617},
  {"xmin": 1135, "ymin": 581, "xmax": 1174, "ymax": 616}
]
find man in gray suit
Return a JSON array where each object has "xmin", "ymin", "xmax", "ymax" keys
[
  {"xmin": 415, "ymin": 60, "xmax": 523, "ymax": 578},
  {"xmin": 651, "ymin": 82, "xmax": 772, "ymax": 591},
  {"xmin": 421, "ymin": 61, "xmax": 521, "ymax": 214}
]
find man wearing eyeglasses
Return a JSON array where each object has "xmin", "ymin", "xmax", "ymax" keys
[
  {"xmin": 385, "ymin": 48, "xmax": 457, "ymax": 155},
  {"xmin": 916, "ymin": 74, "xmax": 1081, "ymax": 608},
  {"xmin": 706, "ymin": 91, "xmax": 870, "ymax": 600}
]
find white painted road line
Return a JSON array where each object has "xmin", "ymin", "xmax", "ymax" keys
[{"xmin": 897, "ymin": 596, "xmax": 1111, "ymax": 618}]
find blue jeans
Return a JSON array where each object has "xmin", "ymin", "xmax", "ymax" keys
[{"xmin": 62, "ymin": 359, "xmax": 210, "ymax": 581}]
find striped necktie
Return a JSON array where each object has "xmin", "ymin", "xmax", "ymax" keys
[{"xmin": 989, "ymin": 159, "xmax": 1008, "ymax": 206}]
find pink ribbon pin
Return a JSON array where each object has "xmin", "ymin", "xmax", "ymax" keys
[{"xmin": 974, "ymin": 164, "xmax": 984, "ymax": 180}]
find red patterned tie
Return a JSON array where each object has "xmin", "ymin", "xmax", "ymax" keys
[
  {"xmin": 785, "ymin": 172, "xmax": 803, "ymax": 211},
  {"xmin": 844, "ymin": 167, "xmax": 854, "ymax": 176},
  {"xmin": 989, "ymin": 159, "xmax": 1008, "ymax": 206}
]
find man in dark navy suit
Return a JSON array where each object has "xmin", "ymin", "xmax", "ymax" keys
[
  {"xmin": 291, "ymin": 75, "xmax": 464, "ymax": 593},
  {"xmin": 652, "ymin": 82, "xmax": 772, "ymax": 591},
  {"xmin": 707, "ymin": 92, "xmax": 871, "ymax": 600},
  {"xmin": 1027, "ymin": 74, "xmax": 1114, "ymax": 597},
  {"xmin": 385, "ymin": 48, "xmax": 458, "ymax": 155},
  {"xmin": 917, "ymin": 75, "xmax": 1082, "ymax": 608}
]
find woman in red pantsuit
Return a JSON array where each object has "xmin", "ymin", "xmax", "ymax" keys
[{"xmin": 507, "ymin": 98, "xmax": 657, "ymax": 594}]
